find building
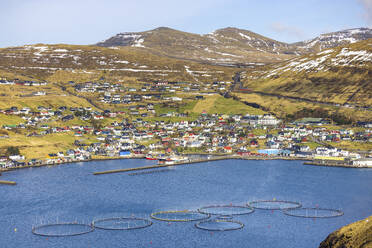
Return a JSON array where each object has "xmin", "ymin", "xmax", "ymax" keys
[
  {"xmin": 353, "ymin": 158, "xmax": 372, "ymax": 167},
  {"xmin": 119, "ymin": 150, "xmax": 131, "ymax": 157}
]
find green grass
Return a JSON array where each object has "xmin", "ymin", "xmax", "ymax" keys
[
  {"xmin": 193, "ymin": 94, "xmax": 266, "ymax": 115},
  {"xmin": 0, "ymin": 85, "xmax": 97, "ymax": 110},
  {"xmin": 326, "ymin": 140, "xmax": 372, "ymax": 152},
  {"xmin": 319, "ymin": 215, "xmax": 372, "ymax": 248},
  {"xmin": 0, "ymin": 131, "xmax": 98, "ymax": 160},
  {"xmin": 0, "ymin": 114, "xmax": 24, "ymax": 126},
  {"xmin": 234, "ymin": 92, "xmax": 372, "ymax": 121},
  {"xmin": 242, "ymin": 39, "xmax": 372, "ymax": 107}
]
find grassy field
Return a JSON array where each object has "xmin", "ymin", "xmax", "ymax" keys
[
  {"xmin": 242, "ymin": 40, "xmax": 372, "ymax": 107},
  {"xmin": 192, "ymin": 94, "xmax": 266, "ymax": 115},
  {"xmin": 0, "ymin": 44, "xmax": 237, "ymax": 83},
  {"xmin": 234, "ymin": 92, "xmax": 372, "ymax": 121},
  {"xmin": 0, "ymin": 114, "xmax": 25, "ymax": 126},
  {"xmin": 0, "ymin": 85, "xmax": 97, "ymax": 110},
  {"xmin": 326, "ymin": 140, "xmax": 372, "ymax": 152},
  {"xmin": 0, "ymin": 132, "xmax": 98, "ymax": 160},
  {"xmin": 0, "ymin": 132, "xmax": 91, "ymax": 159},
  {"xmin": 319, "ymin": 215, "xmax": 372, "ymax": 248}
]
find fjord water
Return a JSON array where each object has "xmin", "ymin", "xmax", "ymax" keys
[{"xmin": 1, "ymin": 159, "xmax": 371, "ymax": 248}]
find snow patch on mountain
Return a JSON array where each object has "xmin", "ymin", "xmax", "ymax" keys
[{"xmin": 239, "ymin": 32, "xmax": 252, "ymax": 40}]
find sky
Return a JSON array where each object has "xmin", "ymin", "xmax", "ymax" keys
[{"xmin": 0, "ymin": 0, "xmax": 371, "ymax": 48}]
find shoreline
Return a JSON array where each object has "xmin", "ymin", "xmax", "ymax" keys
[
  {"xmin": 303, "ymin": 161, "xmax": 371, "ymax": 168},
  {"xmin": 94, "ymin": 155, "xmax": 368, "ymax": 175},
  {"xmin": 1, "ymin": 154, "xmax": 369, "ymax": 176},
  {"xmin": 0, "ymin": 155, "xmax": 146, "ymax": 173}
]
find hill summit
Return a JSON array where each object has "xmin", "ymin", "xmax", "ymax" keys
[{"xmin": 97, "ymin": 27, "xmax": 372, "ymax": 66}]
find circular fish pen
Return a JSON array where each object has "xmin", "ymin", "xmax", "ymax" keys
[
  {"xmin": 247, "ymin": 200, "xmax": 302, "ymax": 210},
  {"xmin": 216, "ymin": 215, "xmax": 233, "ymax": 220},
  {"xmin": 151, "ymin": 210, "xmax": 210, "ymax": 222},
  {"xmin": 92, "ymin": 217, "xmax": 153, "ymax": 230},
  {"xmin": 198, "ymin": 205, "xmax": 254, "ymax": 216},
  {"xmin": 32, "ymin": 223, "xmax": 94, "ymax": 237},
  {"xmin": 195, "ymin": 219, "xmax": 244, "ymax": 231},
  {"xmin": 283, "ymin": 208, "xmax": 344, "ymax": 218}
]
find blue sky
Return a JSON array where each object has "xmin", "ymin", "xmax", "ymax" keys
[{"xmin": 0, "ymin": 0, "xmax": 371, "ymax": 47}]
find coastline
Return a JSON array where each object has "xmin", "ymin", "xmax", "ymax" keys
[
  {"xmin": 1, "ymin": 154, "xmax": 369, "ymax": 176},
  {"xmin": 0, "ymin": 155, "xmax": 146, "ymax": 173},
  {"xmin": 303, "ymin": 161, "xmax": 372, "ymax": 168}
]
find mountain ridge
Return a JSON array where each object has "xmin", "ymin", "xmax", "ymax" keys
[
  {"xmin": 96, "ymin": 26, "xmax": 372, "ymax": 66},
  {"xmin": 97, "ymin": 26, "xmax": 297, "ymax": 65}
]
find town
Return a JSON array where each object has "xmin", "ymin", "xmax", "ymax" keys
[{"xmin": 1, "ymin": 78, "xmax": 371, "ymax": 170}]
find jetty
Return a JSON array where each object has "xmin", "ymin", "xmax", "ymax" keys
[
  {"xmin": 93, "ymin": 155, "xmax": 302, "ymax": 175},
  {"xmin": 93, "ymin": 156, "xmax": 234, "ymax": 175}
]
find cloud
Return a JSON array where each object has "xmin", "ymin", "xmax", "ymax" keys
[
  {"xmin": 358, "ymin": 0, "xmax": 372, "ymax": 26},
  {"xmin": 270, "ymin": 22, "xmax": 305, "ymax": 40}
]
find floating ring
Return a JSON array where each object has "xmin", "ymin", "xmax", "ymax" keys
[
  {"xmin": 247, "ymin": 200, "xmax": 302, "ymax": 210},
  {"xmin": 195, "ymin": 219, "xmax": 244, "ymax": 231},
  {"xmin": 198, "ymin": 205, "xmax": 254, "ymax": 216},
  {"xmin": 32, "ymin": 223, "xmax": 94, "ymax": 237},
  {"xmin": 151, "ymin": 210, "xmax": 210, "ymax": 222},
  {"xmin": 92, "ymin": 217, "xmax": 153, "ymax": 230},
  {"xmin": 283, "ymin": 207, "xmax": 344, "ymax": 218}
]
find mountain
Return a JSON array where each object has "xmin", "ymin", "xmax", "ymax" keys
[
  {"xmin": 97, "ymin": 27, "xmax": 372, "ymax": 66},
  {"xmin": 242, "ymin": 39, "xmax": 372, "ymax": 106},
  {"xmin": 294, "ymin": 28, "xmax": 372, "ymax": 52},
  {"xmin": 0, "ymin": 44, "xmax": 236, "ymax": 82},
  {"xmin": 97, "ymin": 27, "xmax": 296, "ymax": 66}
]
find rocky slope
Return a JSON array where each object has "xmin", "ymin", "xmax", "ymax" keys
[
  {"xmin": 0, "ymin": 44, "xmax": 236, "ymax": 82},
  {"xmin": 295, "ymin": 28, "xmax": 372, "ymax": 53},
  {"xmin": 243, "ymin": 39, "xmax": 372, "ymax": 106},
  {"xmin": 319, "ymin": 216, "xmax": 372, "ymax": 248}
]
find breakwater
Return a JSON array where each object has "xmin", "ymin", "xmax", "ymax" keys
[
  {"xmin": 128, "ymin": 169, "xmax": 172, "ymax": 176},
  {"xmin": 304, "ymin": 161, "xmax": 371, "ymax": 168},
  {"xmin": 93, "ymin": 155, "xmax": 304, "ymax": 175},
  {"xmin": 0, "ymin": 180, "xmax": 16, "ymax": 185},
  {"xmin": 93, "ymin": 156, "xmax": 236, "ymax": 175}
]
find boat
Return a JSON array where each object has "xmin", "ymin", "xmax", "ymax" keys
[{"xmin": 145, "ymin": 154, "xmax": 158, "ymax": 160}]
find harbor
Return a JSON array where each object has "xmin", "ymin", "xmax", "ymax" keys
[{"xmin": 1, "ymin": 158, "xmax": 371, "ymax": 248}]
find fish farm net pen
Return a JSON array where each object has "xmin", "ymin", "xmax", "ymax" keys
[
  {"xmin": 150, "ymin": 210, "xmax": 210, "ymax": 222},
  {"xmin": 92, "ymin": 217, "xmax": 153, "ymax": 230},
  {"xmin": 195, "ymin": 219, "xmax": 245, "ymax": 231},
  {"xmin": 31, "ymin": 223, "xmax": 94, "ymax": 237},
  {"xmin": 282, "ymin": 208, "xmax": 344, "ymax": 218},
  {"xmin": 198, "ymin": 205, "xmax": 255, "ymax": 216},
  {"xmin": 247, "ymin": 200, "xmax": 302, "ymax": 210}
]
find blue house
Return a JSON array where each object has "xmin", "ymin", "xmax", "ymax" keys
[{"xmin": 119, "ymin": 150, "xmax": 131, "ymax": 157}]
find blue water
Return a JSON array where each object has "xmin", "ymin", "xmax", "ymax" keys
[{"xmin": 1, "ymin": 159, "xmax": 371, "ymax": 248}]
